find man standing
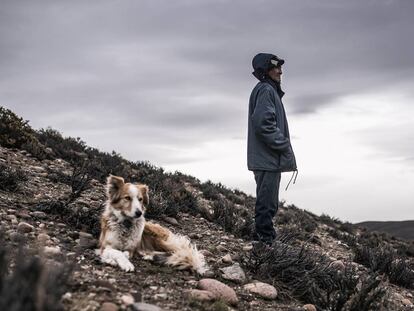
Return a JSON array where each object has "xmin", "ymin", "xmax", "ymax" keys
[{"xmin": 247, "ymin": 53, "xmax": 297, "ymax": 246}]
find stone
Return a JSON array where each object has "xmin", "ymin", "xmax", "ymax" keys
[
  {"xmin": 100, "ymin": 302, "xmax": 119, "ymax": 311},
  {"xmin": 402, "ymin": 298, "xmax": 412, "ymax": 306},
  {"xmin": 242, "ymin": 245, "xmax": 253, "ymax": 251},
  {"xmin": 185, "ymin": 289, "xmax": 215, "ymax": 302},
  {"xmin": 221, "ymin": 254, "xmax": 233, "ymax": 264},
  {"xmin": 331, "ymin": 260, "xmax": 345, "ymax": 271},
  {"xmin": 121, "ymin": 294, "xmax": 134, "ymax": 305},
  {"xmin": 79, "ymin": 231, "xmax": 97, "ymax": 249},
  {"xmin": 37, "ymin": 233, "xmax": 51, "ymax": 245},
  {"xmin": 162, "ymin": 216, "xmax": 179, "ymax": 226},
  {"xmin": 17, "ymin": 211, "xmax": 31, "ymax": 219},
  {"xmin": 198, "ymin": 278, "xmax": 238, "ymax": 305},
  {"xmin": 188, "ymin": 233, "xmax": 201, "ymax": 239},
  {"xmin": 131, "ymin": 303, "xmax": 162, "ymax": 311},
  {"xmin": 243, "ymin": 282, "xmax": 278, "ymax": 300},
  {"xmin": 217, "ymin": 245, "xmax": 227, "ymax": 252},
  {"xmin": 154, "ymin": 293, "xmax": 167, "ymax": 300},
  {"xmin": 44, "ymin": 246, "xmax": 61, "ymax": 255},
  {"xmin": 303, "ymin": 304, "xmax": 317, "ymax": 311},
  {"xmin": 7, "ymin": 215, "xmax": 18, "ymax": 224},
  {"xmin": 62, "ymin": 292, "xmax": 72, "ymax": 301},
  {"xmin": 199, "ymin": 249, "xmax": 213, "ymax": 257},
  {"xmin": 394, "ymin": 293, "xmax": 404, "ymax": 301},
  {"xmin": 17, "ymin": 222, "xmax": 34, "ymax": 233},
  {"xmin": 202, "ymin": 270, "xmax": 215, "ymax": 278},
  {"xmin": 9, "ymin": 231, "xmax": 23, "ymax": 242},
  {"xmin": 220, "ymin": 263, "xmax": 246, "ymax": 284},
  {"xmin": 31, "ymin": 211, "xmax": 47, "ymax": 219}
]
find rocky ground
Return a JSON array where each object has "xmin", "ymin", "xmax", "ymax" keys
[{"xmin": 1, "ymin": 145, "xmax": 413, "ymax": 311}]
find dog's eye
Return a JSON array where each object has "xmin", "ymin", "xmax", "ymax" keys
[
  {"xmin": 124, "ymin": 196, "xmax": 131, "ymax": 201},
  {"xmin": 138, "ymin": 197, "xmax": 143, "ymax": 202}
]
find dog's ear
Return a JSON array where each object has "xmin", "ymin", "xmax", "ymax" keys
[
  {"xmin": 138, "ymin": 184, "xmax": 149, "ymax": 206},
  {"xmin": 106, "ymin": 175, "xmax": 125, "ymax": 202}
]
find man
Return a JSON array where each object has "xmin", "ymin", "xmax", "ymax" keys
[{"xmin": 247, "ymin": 53, "xmax": 297, "ymax": 247}]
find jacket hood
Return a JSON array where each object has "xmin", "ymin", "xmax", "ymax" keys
[{"xmin": 252, "ymin": 53, "xmax": 285, "ymax": 81}]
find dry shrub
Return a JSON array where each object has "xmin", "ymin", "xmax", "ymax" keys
[
  {"xmin": 0, "ymin": 243, "xmax": 71, "ymax": 311},
  {"xmin": 0, "ymin": 163, "xmax": 27, "ymax": 192},
  {"xmin": 245, "ymin": 234, "xmax": 386, "ymax": 310}
]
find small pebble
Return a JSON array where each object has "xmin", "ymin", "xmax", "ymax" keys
[
  {"xmin": 121, "ymin": 294, "xmax": 134, "ymax": 305},
  {"xmin": 17, "ymin": 222, "xmax": 34, "ymax": 233}
]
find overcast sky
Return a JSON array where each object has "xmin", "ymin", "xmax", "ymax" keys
[{"xmin": 1, "ymin": 0, "xmax": 413, "ymax": 222}]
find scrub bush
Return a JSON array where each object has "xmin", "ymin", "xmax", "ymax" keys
[
  {"xmin": 0, "ymin": 243, "xmax": 71, "ymax": 311},
  {"xmin": 0, "ymin": 163, "xmax": 27, "ymax": 192}
]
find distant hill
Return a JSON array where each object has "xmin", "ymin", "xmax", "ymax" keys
[{"xmin": 356, "ymin": 220, "xmax": 414, "ymax": 240}]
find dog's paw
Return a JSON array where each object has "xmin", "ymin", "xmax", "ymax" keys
[
  {"xmin": 118, "ymin": 258, "xmax": 135, "ymax": 272},
  {"xmin": 102, "ymin": 257, "xmax": 117, "ymax": 266},
  {"xmin": 123, "ymin": 251, "xmax": 131, "ymax": 259}
]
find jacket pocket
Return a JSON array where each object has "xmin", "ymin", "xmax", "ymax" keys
[{"xmin": 279, "ymin": 145, "xmax": 296, "ymax": 172}]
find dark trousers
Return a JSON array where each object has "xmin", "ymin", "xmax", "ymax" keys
[{"xmin": 253, "ymin": 170, "xmax": 281, "ymax": 243}]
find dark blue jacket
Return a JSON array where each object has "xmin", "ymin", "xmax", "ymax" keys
[{"xmin": 247, "ymin": 80, "xmax": 297, "ymax": 172}]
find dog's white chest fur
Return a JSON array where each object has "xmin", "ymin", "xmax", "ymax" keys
[{"xmin": 106, "ymin": 217, "xmax": 145, "ymax": 251}]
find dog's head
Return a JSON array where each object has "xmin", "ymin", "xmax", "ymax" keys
[{"xmin": 105, "ymin": 175, "xmax": 149, "ymax": 219}]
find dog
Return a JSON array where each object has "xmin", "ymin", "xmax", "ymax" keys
[{"xmin": 98, "ymin": 175, "xmax": 208, "ymax": 275}]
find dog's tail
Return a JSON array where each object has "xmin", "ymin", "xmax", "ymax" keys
[{"xmin": 157, "ymin": 233, "xmax": 208, "ymax": 275}]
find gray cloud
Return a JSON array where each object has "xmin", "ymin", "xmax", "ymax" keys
[{"xmin": 1, "ymin": 0, "xmax": 414, "ymax": 166}]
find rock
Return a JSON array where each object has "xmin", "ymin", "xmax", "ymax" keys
[
  {"xmin": 394, "ymin": 293, "xmax": 404, "ymax": 301},
  {"xmin": 31, "ymin": 211, "xmax": 47, "ymax": 219},
  {"xmin": 402, "ymin": 298, "xmax": 412, "ymax": 306},
  {"xmin": 217, "ymin": 245, "xmax": 227, "ymax": 252},
  {"xmin": 407, "ymin": 293, "xmax": 413, "ymax": 298},
  {"xmin": 9, "ymin": 231, "xmax": 23, "ymax": 242},
  {"xmin": 62, "ymin": 292, "xmax": 72, "ymax": 302},
  {"xmin": 17, "ymin": 211, "xmax": 31, "ymax": 219},
  {"xmin": 7, "ymin": 215, "xmax": 18, "ymax": 224},
  {"xmin": 162, "ymin": 216, "xmax": 179, "ymax": 226},
  {"xmin": 37, "ymin": 233, "xmax": 51, "ymax": 245},
  {"xmin": 242, "ymin": 245, "xmax": 253, "ymax": 251},
  {"xmin": 303, "ymin": 304, "xmax": 317, "ymax": 311},
  {"xmin": 221, "ymin": 254, "xmax": 233, "ymax": 264},
  {"xmin": 79, "ymin": 231, "xmax": 97, "ymax": 249},
  {"xmin": 66, "ymin": 252, "xmax": 76, "ymax": 259},
  {"xmin": 198, "ymin": 278, "xmax": 238, "ymax": 305},
  {"xmin": 154, "ymin": 293, "xmax": 167, "ymax": 300},
  {"xmin": 220, "ymin": 263, "xmax": 246, "ymax": 284},
  {"xmin": 100, "ymin": 302, "xmax": 119, "ymax": 311},
  {"xmin": 121, "ymin": 294, "xmax": 134, "ymax": 305},
  {"xmin": 202, "ymin": 270, "xmax": 215, "ymax": 278},
  {"xmin": 199, "ymin": 249, "xmax": 213, "ymax": 257},
  {"xmin": 44, "ymin": 246, "xmax": 61, "ymax": 255},
  {"xmin": 243, "ymin": 282, "xmax": 278, "ymax": 300},
  {"xmin": 185, "ymin": 289, "xmax": 215, "ymax": 302},
  {"xmin": 188, "ymin": 233, "xmax": 202, "ymax": 239},
  {"xmin": 331, "ymin": 260, "xmax": 345, "ymax": 271},
  {"xmin": 131, "ymin": 303, "xmax": 162, "ymax": 311},
  {"xmin": 93, "ymin": 279, "xmax": 116, "ymax": 291},
  {"xmin": 17, "ymin": 222, "xmax": 34, "ymax": 233},
  {"xmin": 31, "ymin": 165, "xmax": 46, "ymax": 172}
]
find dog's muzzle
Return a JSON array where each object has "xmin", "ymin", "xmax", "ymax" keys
[{"xmin": 134, "ymin": 210, "xmax": 142, "ymax": 218}]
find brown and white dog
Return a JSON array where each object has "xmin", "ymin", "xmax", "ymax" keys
[{"xmin": 98, "ymin": 175, "xmax": 208, "ymax": 274}]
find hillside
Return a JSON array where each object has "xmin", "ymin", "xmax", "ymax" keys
[
  {"xmin": 357, "ymin": 221, "xmax": 414, "ymax": 241},
  {"xmin": 1, "ymin": 106, "xmax": 414, "ymax": 311}
]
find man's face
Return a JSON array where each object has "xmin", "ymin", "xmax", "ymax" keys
[{"xmin": 268, "ymin": 65, "xmax": 282, "ymax": 82}]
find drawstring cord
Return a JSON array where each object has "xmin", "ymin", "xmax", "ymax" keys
[{"xmin": 285, "ymin": 169, "xmax": 298, "ymax": 191}]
